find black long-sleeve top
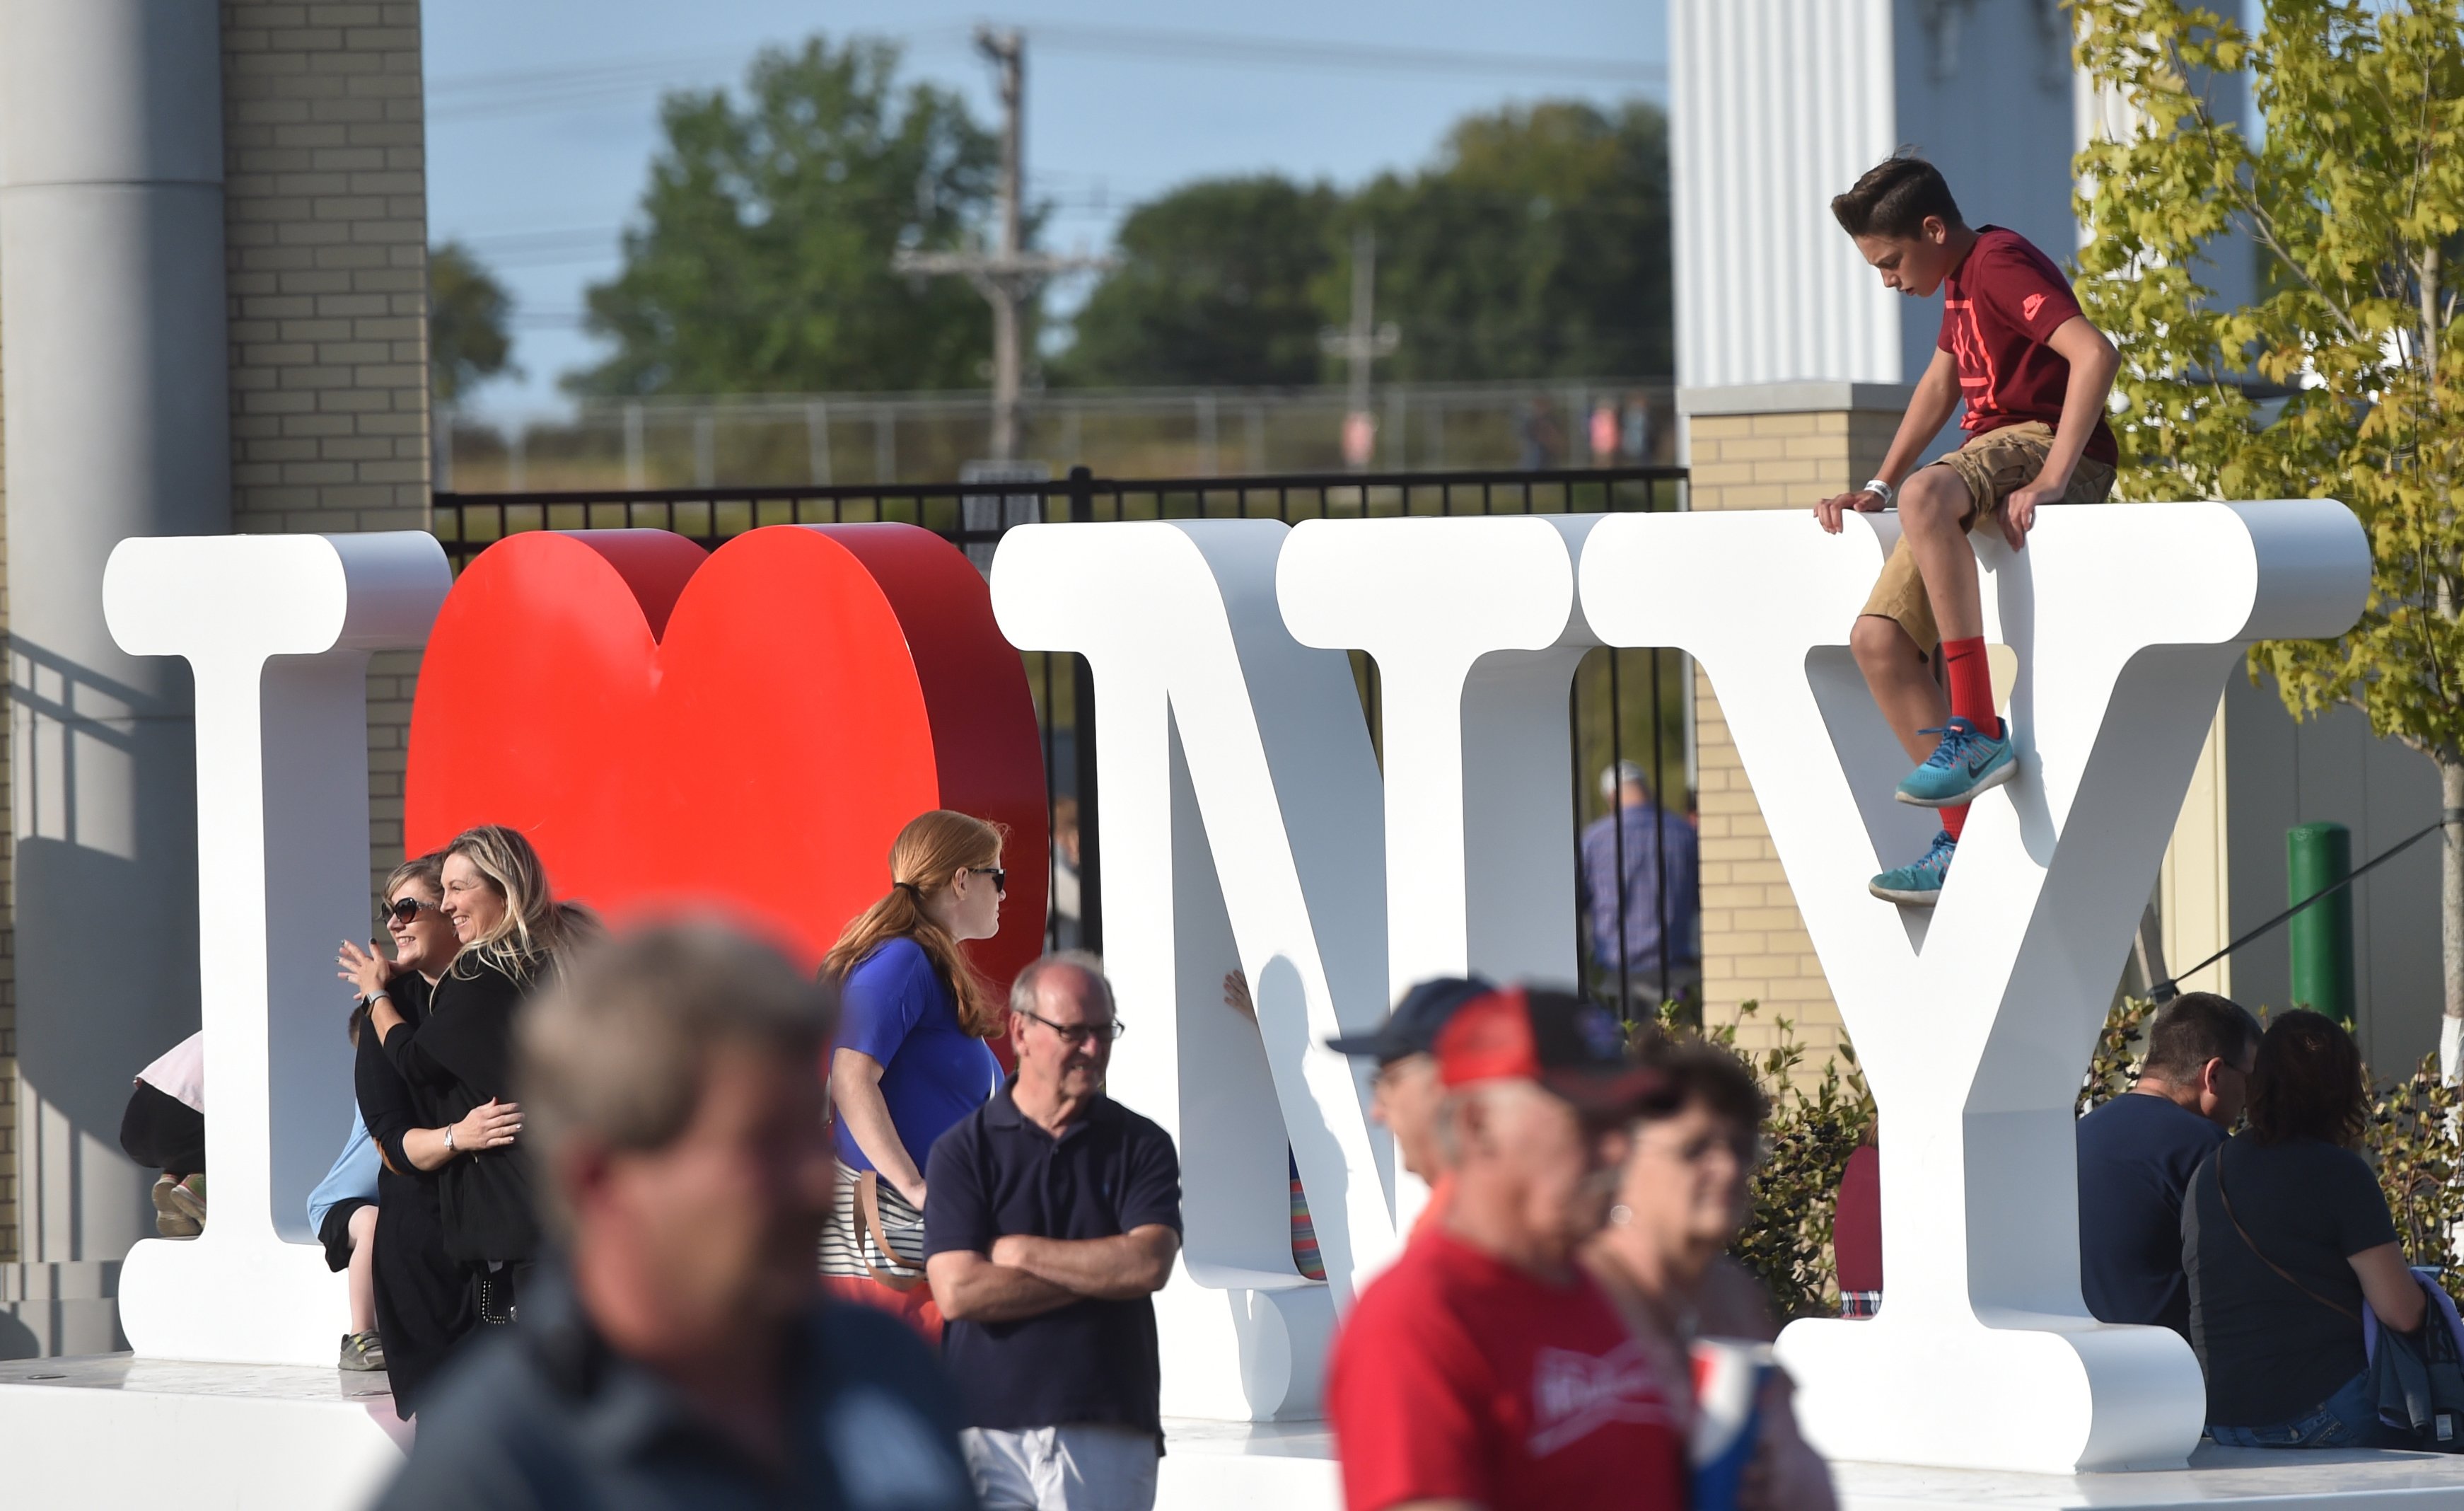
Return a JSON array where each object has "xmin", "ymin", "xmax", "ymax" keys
[{"xmin": 381, "ymin": 953, "xmax": 539, "ymax": 1266}]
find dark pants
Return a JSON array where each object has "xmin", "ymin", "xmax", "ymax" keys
[
  {"xmin": 2209, "ymin": 1370, "xmax": 2405, "ymax": 1450},
  {"xmin": 119, "ymin": 1082, "xmax": 204, "ymax": 1176},
  {"xmin": 372, "ymin": 1165, "xmax": 475, "ymax": 1418}
]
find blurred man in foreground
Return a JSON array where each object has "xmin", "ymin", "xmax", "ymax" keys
[
  {"xmin": 1326, "ymin": 985, "xmax": 1685, "ymax": 1511},
  {"xmin": 376, "ymin": 922, "xmax": 977, "ymax": 1511}
]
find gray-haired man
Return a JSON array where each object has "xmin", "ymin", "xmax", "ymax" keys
[{"xmin": 925, "ymin": 951, "xmax": 1182, "ymax": 1511}]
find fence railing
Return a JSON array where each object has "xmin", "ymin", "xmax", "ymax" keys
[{"xmin": 431, "ymin": 463, "xmax": 1697, "ymax": 1013}]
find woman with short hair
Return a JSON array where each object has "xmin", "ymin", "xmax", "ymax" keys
[
  {"xmin": 2185, "ymin": 1010, "xmax": 2425, "ymax": 1449},
  {"xmin": 1586, "ymin": 1039, "xmax": 1836, "ymax": 1511},
  {"xmin": 364, "ymin": 825, "xmax": 577, "ymax": 1331},
  {"xmin": 337, "ymin": 852, "xmax": 518, "ymax": 1413},
  {"xmin": 818, "ymin": 810, "xmax": 1009, "ymax": 1333}
]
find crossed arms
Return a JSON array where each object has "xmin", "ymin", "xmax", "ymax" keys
[{"xmin": 927, "ymin": 1226, "xmax": 1180, "ymax": 1324}]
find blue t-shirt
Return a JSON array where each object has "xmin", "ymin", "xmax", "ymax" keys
[
  {"xmin": 831, "ymin": 937, "xmax": 1002, "ymax": 1173},
  {"xmin": 2075, "ymin": 1091, "xmax": 2225, "ymax": 1337}
]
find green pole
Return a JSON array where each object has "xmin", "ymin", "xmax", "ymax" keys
[{"xmin": 2286, "ymin": 822, "xmax": 2356, "ymax": 1026}]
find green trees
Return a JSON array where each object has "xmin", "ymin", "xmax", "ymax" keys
[
  {"xmin": 1058, "ymin": 99, "xmax": 1671, "ymax": 388},
  {"xmin": 567, "ymin": 35, "xmax": 999, "ymax": 397},
  {"xmin": 429, "ymin": 241, "xmax": 514, "ymax": 405},
  {"xmin": 567, "ymin": 30, "xmax": 1667, "ymax": 395},
  {"xmin": 1058, "ymin": 177, "xmax": 1342, "ymax": 388},
  {"xmin": 2071, "ymin": 0, "xmax": 2464, "ymax": 1064},
  {"xmin": 1353, "ymin": 100, "xmax": 1672, "ymax": 383}
]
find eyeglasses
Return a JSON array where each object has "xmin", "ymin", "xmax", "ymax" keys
[
  {"xmin": 967, "ymin": 866, "xmax": 1008, "ymax": 893},
  {"xmin": 1015, "ymin": 1007, "xmax": 1125, "ymax": 1048},
  {"xmin": 380, "ymin": 896, "xmax": 440, "ymax": 925}
]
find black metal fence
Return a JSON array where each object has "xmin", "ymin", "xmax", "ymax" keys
[{"xmin": 431, "ymin": 463, "xmax": 1696, "ymax": 1014}]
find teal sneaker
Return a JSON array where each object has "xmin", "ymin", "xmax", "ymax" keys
[
  {"xmin": 1895, "ymin": 716, "xmax": 2016, "ymax": 809},
  {"xmin": 1870, "ymin": 830, "xmax": 1957, "ymax": 906}
]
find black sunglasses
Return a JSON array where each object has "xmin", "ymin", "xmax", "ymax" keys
[
  {"xmin": 966, "ymin": 866, "xmax": 1009, "ymax": 893},
  {"xmin": 380, "ymin": 896, "xmax": 440, "ymax": 925}
]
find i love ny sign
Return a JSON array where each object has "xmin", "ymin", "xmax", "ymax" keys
[{"xmin": 100, "ymin": 499, "xmax": 2364, "ymax": 1475}]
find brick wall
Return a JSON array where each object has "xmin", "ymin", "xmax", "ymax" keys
[
  {"xmin": 221, "ymin": 0, "xmax": 431, "ymax": 897},
  {"xmin": 1681, "ymin": 386, "xmax": 1907, "ymax": 1072}
]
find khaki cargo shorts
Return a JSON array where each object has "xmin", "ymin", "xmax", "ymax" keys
[{"xmin": 1861, "ymin": 421, "xmax": 2116, "ymax": 654}]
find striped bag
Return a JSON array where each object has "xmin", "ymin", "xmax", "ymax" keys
[{"xmin": 819, "ymin": 1157, "xmax": 929, "ymax": 1290}]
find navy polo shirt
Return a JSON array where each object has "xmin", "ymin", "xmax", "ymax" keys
[{"xmin": 923, "ymin": 1084, "xmax": 1182, "ymax": 1435}]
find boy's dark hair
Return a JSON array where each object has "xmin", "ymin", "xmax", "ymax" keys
[
  {"xmin": 1831, "ymin": 154, "xmax": 1964, "ymax": 241},
  {"xmin": 2140, "ymin": 992, "xmax": 2262, "ymax": 1083},
  {"xmin": 2245, "ymin": 1009, "xmax": 2367, "ymax": 1149}
]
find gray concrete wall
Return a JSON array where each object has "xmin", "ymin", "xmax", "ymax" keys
[
  {"xmin": 2221, "ymin": 674, "xmax": 2445, "ymax": 1075},
  {"xmin": 0, "ymin": 0, "xmax": 429, "ymax": 1353},
  {"xmin": 0, "ymin": 0, "xmax": 233, "ymax": 1353}
]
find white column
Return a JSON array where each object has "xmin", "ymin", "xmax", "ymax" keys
[{"xmin": 1, "ymin": 0, "xmax": 231, "ymax": 1347}]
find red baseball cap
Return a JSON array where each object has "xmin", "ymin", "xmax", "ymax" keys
[{"xmin": 1435, "ymin": 985, "xmax": 1667, "ymax": 1117}]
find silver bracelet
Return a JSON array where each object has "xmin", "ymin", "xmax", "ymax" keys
[
  {"xmin": 1862, "ymin": 477, "xmax": 1897, "ymax": 506},
  {"xmin": 443, "ymin": 1124, "xmax": 456, "ymax": 1154}
]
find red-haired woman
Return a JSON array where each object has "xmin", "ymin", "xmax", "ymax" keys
[{"xmin": 819, "ymin": 809, "xmax": 1009, "ymax": 1335}]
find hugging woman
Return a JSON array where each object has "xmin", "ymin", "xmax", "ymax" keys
[{"xmin": 361, "ymin": 826, "xmax": 583, "ymax": 1355}]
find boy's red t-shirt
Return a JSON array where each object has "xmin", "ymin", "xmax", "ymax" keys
[
  {"xmin": 1326, "ymin": 1229, "xmax": 1685, "ymax": 1511},
  {"xmin": 1939, "ymin": 226, "xmax": 2118, "ymax": 465}
]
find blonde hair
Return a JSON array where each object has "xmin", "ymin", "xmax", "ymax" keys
[
  {"xmin": 442, "ymin": 824, "xmax": 571, "ymax": 983},
  {"xmin": 383, "ymin": 852, "xmax": 444, "ymax": 905},
  {"xmin": 820, "ymin": 809, "xmax": 1005, "ymax": 1038}
]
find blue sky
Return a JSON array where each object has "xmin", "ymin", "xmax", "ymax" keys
[{"xmin": 422, "ymin": 1, "xmax": 1666, "ymax": 420}]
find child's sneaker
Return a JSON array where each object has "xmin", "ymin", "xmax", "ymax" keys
[
  {"xmin": 1870, "ymin": 830, "xmax": 1958, "ymax": 906},
  {"xmin": 151, "ymin": 1176, "xmax": 199, "ymax": 1239},
  {"xmin": 338, "ymin": 1330, "xmax": 387, "ymax": 1372},
  {"xmin": 1895, "ymin": 717, "xmax": 2016, "ymax": 808}
]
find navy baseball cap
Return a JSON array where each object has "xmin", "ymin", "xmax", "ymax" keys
[{"xmin": 1325, "ymin": 975, "xmax": 1494, "ymax": 1065}]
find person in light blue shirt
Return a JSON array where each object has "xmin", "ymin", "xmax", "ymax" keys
[{"xmin": 308, "ymin": 1043, "xmax": 384, "ymax": 1370}]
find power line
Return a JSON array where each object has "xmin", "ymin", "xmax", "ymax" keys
[
  {"xmin": 1023, "ymin": 23, "xmax": 1661, "ymax": 83},
  {"xmin": 424, "ymin": 25, "xmax": 1663, "ymax": 125}
]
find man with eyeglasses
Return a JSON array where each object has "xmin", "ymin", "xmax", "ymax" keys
[{"xmin": 924, "ymin": 950, "xmax": 1182, "ymax": 1511}]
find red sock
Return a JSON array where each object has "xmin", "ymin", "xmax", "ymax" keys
[
  {"xmin": 1941, "ymin": 637, "xmax": 2000, "ymax": 738},
  {"xmin": 1941, "ymin": 803, "xmax": 1968, "ymax": 840}
]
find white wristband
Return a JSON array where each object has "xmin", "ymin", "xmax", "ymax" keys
[{"xmin": 1862, "ymin": 477, "xmax": 1896, "ymax": 506}]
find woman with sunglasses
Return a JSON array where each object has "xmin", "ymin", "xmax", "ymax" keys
[
  {"xmin": 818, "ymin": 809, "xmax": 1011, "ymax": 1336},
  {"xmin": 335, "ymin": 852, "xmax": 511, "ymax": 1415}
]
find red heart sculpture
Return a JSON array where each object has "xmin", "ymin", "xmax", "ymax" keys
[{"xmin": 403, "ymin": 524, "xmax": 1050, "ymax": 996}]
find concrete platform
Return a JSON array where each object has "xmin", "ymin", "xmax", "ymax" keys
[
  {"xmin": 0, "ymin": 1352, "xmax": 406, "ymax": 1511},
  {"xmin": 1834, "ymin": 1446, "xmax": 2464, "ymax": 1508},
  {"xmin": 7, "ymin": 1355, "xmax": 2464, "ymax": 1509}
]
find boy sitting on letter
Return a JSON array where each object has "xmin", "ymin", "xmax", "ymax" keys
[{"xmin": 1814, "ymin": 154, "xmax": 2120, "ymax": 906}]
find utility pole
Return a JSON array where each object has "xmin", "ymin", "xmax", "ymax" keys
[
  {"xmin": 894, "ymin": 27, "xmax": 1109, "ymax": 461},
  {"xmin": 1320, "ymin": 229, "xmax": 1400, "ymax": 470}
]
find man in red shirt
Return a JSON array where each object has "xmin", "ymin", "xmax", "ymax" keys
[
  {"xmin": 1812, "ymin": 154, "xmax": 2122, "ymax": 909},
  {"xmin": 1326, "ymin": 986, "xmax": 1685, "ymax": 1511}
]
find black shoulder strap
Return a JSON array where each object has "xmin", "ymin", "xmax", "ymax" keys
[{"xmin": 2214, "ymin": 1148, "xmax": 2361, "ymax": 1324}]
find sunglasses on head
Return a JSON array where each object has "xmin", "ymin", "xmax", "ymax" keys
[{"xmin": 380, "ymin": 896, "xmax": 440, "ymax": 925}]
